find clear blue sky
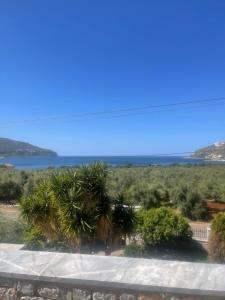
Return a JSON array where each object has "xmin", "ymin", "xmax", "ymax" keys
[{"xmin": 0, "ymin": 0, "xmax": 225, "ymax": 155}]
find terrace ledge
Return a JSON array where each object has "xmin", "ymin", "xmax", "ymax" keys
[{"xmin": 0, "ymin": 249, "xmax": 224, "ymax": 298}]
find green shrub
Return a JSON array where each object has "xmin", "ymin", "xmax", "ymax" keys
[
  {"xmin": 24, "ymin": 227, "xmax": 46, "ymax": 250},
  {"xmin": 211, "ymin": 212, "xmax": 225, "ymax": 239},
  {"xmin": 209, "ymin": 213, "xmax": 225, "ymax": 262},
  {"xmin": 0, "ymin": 181, "xmax": 22, "ymax": 202},
  {"xmin": 139, "ymin": 207, "xmax": 192, "ymax": 247}
]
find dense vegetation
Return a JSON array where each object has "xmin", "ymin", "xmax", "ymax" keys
[
  {"xmin": 108, "ymin": 165, "xmax": 225, "ymax": 205},
  {"xmin": 1, "ymin": 164, "xmax": 225, "ymax": 215},
  {"xmin": 0, "ymin": 163, "xmax": 225, "ymax": 261}
]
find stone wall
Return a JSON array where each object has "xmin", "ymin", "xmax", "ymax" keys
[{"xmin": 0, "ymin": 279, "xmax": 219, "ymax": 300}]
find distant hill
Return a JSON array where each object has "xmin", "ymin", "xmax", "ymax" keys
[
  {"xmin": 0, "ymin": 138, "xmax": 57, "ymax": 157},
  {"xmin": 192, "ymin": 142, "xmax": 225, "ymax": 161}
]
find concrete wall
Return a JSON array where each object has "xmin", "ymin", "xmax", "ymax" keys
[{"xmin": 0, "ymin": 250, "xmax": 224, "ymax": 300}]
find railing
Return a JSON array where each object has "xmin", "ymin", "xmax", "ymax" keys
[{"xmin": 190, "ymin": 224, "xmax": 211, "ymax": 242}]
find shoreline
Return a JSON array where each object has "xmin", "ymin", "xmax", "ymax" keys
[{"xmin": 0, "ymin": 155, "xmax": 225, "ymax": 170}]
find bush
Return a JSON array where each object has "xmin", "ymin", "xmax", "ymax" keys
[
  {"xmin": 209, "ymin": 213, "xmax": 225, "ymax": 262},
  {"xmin": 138, "ymin": 207, "xmax": 192, "ymax": 247},
  {"xmin": 24, "ymin": 227, "xmax": 46, "ymax": 250},
  {"xmin": 0, "ymin": 181, "xmax": 22, "ymax": 202}
]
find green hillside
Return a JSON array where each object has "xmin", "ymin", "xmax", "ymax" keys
[
  {"xmin": 0, "ymin": 138, "xmax": 57, "ymax": 156},
  {"xmin": 192, "ymin": 142, "xmax": 225, "ymax": 160}
]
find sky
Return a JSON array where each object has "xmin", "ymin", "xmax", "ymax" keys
[{"xmin": 0, "ymin": 0, "xmax": 225, "ymax": 156}]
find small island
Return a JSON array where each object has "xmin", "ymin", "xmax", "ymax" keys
[{"xmin": 0, "ymin": 138, "xmax": 57, "ymax": 157}]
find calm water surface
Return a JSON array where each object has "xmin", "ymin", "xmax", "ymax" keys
[{"xmin": 0, "ymin": 155, "xmax": 224, "ymax": 170}]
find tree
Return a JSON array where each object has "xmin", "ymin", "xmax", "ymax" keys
[
  {"xmin": 125, "ymin": 182, "xmax": 169, "ymax": 208},
  {"xmin": 20, "ymin": 163, "xmax": 136, "ymax": 251},
  {"xmin": 20, "ymin": 179, "xmax": 60, "ymax": 242},
  {"xmin": 51, "ymin": 164, "xmax": 112, "ymax": 248},
  {"xmin": 208, "ymin": 212, "xmax": 225, "ymax": 263},
  {"xmin": 112, "ymin": 194, "xmax": 137, "ymax": 244},
  {"xmin": 21, "ymin": 163, "xmax": 110, "ymax": 248},
  {"xmin": 0, "ymin": 181, "xmax": 22, "ymax": 203},
  {"xmin": 172, "ymin": 185, "xmax": 208, "ymax": 220},
  {"xmin": 138, "ymin": 207, "xmax": 192, "ymax": 247}
]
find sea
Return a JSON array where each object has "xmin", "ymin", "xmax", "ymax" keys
[{"xmin": 0, "ymin": 155, "xmax": 225, "ymax": 170}]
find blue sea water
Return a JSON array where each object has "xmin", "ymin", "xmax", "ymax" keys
[{"xmin": 0, "ymin": 155, "xmax": 224, "ymax": 170}]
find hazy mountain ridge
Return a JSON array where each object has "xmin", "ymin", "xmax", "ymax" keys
[
  {"xmin": 192, "ymin": 142, "xmax": 225, "ymax": 160},
  {"xmin": 0, "ymin": 138, "xmax": 57, "ymax": 157}
]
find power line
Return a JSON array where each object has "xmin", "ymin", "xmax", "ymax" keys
[
  {"xmin": 62, "ymin": 101, "xmax": 225, "ymax": 124},
  {"xmin": 1, "ymin": 96, "xmax": 225, "ymax": 128}
]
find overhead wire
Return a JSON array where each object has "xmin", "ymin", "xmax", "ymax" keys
[{"xmin": 0, "ymin": 96, "xmax": 225, "ymax": 128}]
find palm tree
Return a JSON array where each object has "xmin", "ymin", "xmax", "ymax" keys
[
  {"xmin": 50, "ymin": 171, "xmax": 94, "ymax": 248},
  {"xmin": 20, "ymin": 180, "xmax": 60, "ymax": 241},
  {"xmin": 20, "ymin": 163, "xmax": 112, "ymax": 249},
  {"xmin": 20, "ymin": 163, "xmax": 137, "ymax": 251},
  {"xmin": 79, "ymin": 163, "xmax": 112, "ymax": 244}
]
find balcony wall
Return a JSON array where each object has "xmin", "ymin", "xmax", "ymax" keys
[{"xmin": 0, "ymin": 250, "xmax": 224, "ymax": 300}]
